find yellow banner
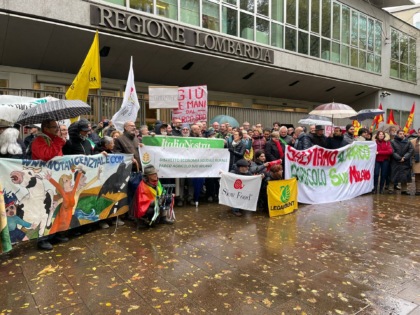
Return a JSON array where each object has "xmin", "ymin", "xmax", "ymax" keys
[
  {"xmin": 267, "ymin": 178, "xmax": 298, "ymax": 217},
  {"xmin": 65, "ymin": 31, "xmax": 101, "ymax": 102}
]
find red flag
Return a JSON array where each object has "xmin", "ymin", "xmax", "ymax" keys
[
  {"xmin": 370, "ymin": 104, "xmax": 384, "ymax": 132},
  {"xmin": 387, "ymin": 110, "xmax": 397, "ymax": 125},
  {"xmin": 403, "ymin": 102, "xmax": 415, "ymax": 133}
]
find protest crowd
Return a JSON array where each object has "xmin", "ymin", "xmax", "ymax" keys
[{"xmin": 1, "ymin": 114, "xmax": 420, "ymax": 251}]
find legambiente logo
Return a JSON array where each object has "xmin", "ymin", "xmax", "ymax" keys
[{"xmin": 280, "ymin": 185, "xmax": 291, "ymax": 203}]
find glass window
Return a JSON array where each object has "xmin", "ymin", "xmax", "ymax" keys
[
  {"xmin": 332, "ymin": 2, "xmax": 340, "ymax": 40},
  {"xmin": 271, "ymin": 0, "xmax": 283, "ymax": 22},
  {"xmin": 311, "ymin": 0, "xmax": 320, "ymax": 34},
  {"xmin": 341, "ymin": 5, "xmax": 350, "ymax": 44},
  {"xmin": 400, "ymin": 34, "xmax": 408, "ymax": 64},
  {"xmin": 374, "ymin": 56, "xmax": 381, "ymax": 73},
  {"xmin": 367, "ymin": 18, "xmax": 374, "ymax": 52},
  {"xmin": 374, "ymin": 22, "xmax": 382, "ymax": 55},
  {"xmin": 157, "ymin": 0, "xmax": 178, "ymax": 20},
  {"xmin": 341, "ymin": 44, "xmax": 349, "ymax": 65},
  {"xmin": 391, "ymin": 28, "xmax": 399, "ymax": 60},
  {"xmin": 367, "ymin": 53, "xmax": 374, "ymax": 72},
  {"xmin": 359, "ymin": 15, "xmax": 367, "ymax": 50},
  {"xmin": 106, "ymin": 0, "xmax": 126, "ymax": 5},
  {"xmin": 351, "ymin": 11, "xmax": 358, "ymax": 47},
  {"xmin": 331, "ymin": 42, "xmax": 340, "ymax": 62},
  {"xmin": 285, "ymin": 26, "xmax": 297, "ymax": 51},
  {"xmin": 409, "ymin": 38, "xmax": 416, "ymax": 66},
  {"xmin": 400, "ymin": 64, "xmax": 408, "ymax": 80},
  {"xmin": 222, "ymin": 7, "xmax": 238, "ymax": 36},
  {"xmin": 310, "ymin": 35, "xmax": 320, "ymax": 57},
  {"xmin": 359, "ymin": 50, "xmax": 366, "ymax": 69},
  {"xmin": 240, "ymin": 12, "xmax": 254, "ymax": 40},
  {"xmin": 321, "ymin": 39, "xmax": 330, "ymax": 60},
  {"xmin": 223, "ymin": 0, "xmax": 237, "ymax": 6},
  {"xmin": 298, "ymin": 31, "xmax": 308, "ymax": 54},
  {"xmin": 298, "ymin": 0, "xmax": 309, "ymax": 31},
  {"xmin": 256, "ymin": 18, "xmax": 269, "ymax": 44},
  {"xmin": 409, "ymin": 66, "xmax": 417, "ymax": 82},
  {"xmin": 286, "ymin": 0, "xmax": 296, "ymax": 26},
  {"xmin": 351, "ymin": 47, "xmax": 358, "ymax": 67},
  {"xmin": 241, "ymin": 0, "xmax": 254, "ymax": 13},
  {"xmin": 390, "ymin": 60, "xmax": 399, "ymax": 78},
  {"xmin": 203, "ymin": 0, "xmax": 220, "ymax": 31},
  {"xmin": 181, "ymin": 0, "xmax": 200, "ymax": 26},
  {"xmin": 257, "ymin": 0, "xmax": 268, "ymax": 16},
  {"xmin": 321, "ymin": 0, "xmax": 331, "ymax": 38},
  {"xmin": 271, "ymin": 22, "xmax": 283, "ymax": 48},
  {"xmin": 130, "ymin": 0, "xmax": 153, "ymax": 13}
]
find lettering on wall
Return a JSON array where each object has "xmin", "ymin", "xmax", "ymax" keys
[{"xmin": 90, "ymin": 5, "xmax": 274, "ymax": 64}]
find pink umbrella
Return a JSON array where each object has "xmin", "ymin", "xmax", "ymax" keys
[{"xmin": 309, "ymin": 102, "xmax": 357, "ymax": 119}]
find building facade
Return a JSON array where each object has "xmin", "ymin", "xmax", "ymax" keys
[{"xmin": 0, "ymin": 0, "xmax": 419, "ymax": 127}]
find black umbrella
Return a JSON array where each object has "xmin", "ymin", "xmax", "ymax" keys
[
  {"xmin": 16, "ymin": 100, "xmax": 91, "ymax": 125},
  {"xmin": 349, "ymin": 109, "xmax": 385, "ymax": 122}
]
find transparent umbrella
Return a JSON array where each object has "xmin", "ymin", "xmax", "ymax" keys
[
  {"xmin": 298, "ymin": 115, "xmax": 333, "ymax": 126},
  {"xmin": 309, "ymin": 102, "xmax": 357, "ymax": 119},
  {"xmin": 210, "ymin": 115, "xmax": 240, "ymax": 128}
]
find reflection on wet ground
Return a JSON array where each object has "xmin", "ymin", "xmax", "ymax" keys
[{"xmin": 1, "ymin": 192, "xmax": 419, "ymax": 314}]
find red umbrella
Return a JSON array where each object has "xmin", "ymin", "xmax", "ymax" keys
[{"xmin": 309, "ymin": 102, "xmax": 357, "ymax": 119}]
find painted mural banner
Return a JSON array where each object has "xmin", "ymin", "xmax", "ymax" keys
[
  {"xmin": 140, "ymin": 136, "xmax": 229, "ymax": 178},
  {"xmin": 267, "ymin": 178, "xmax": 298, "ymax": 217},
  {"xmin": 218, "ymin": 171, "xmax": 262, "ymax": 211},
  {"xmin": 172, "ymin": 85, "xmax": 208, "ymax": 123},
  {"xmin": 284, "ymin": 142, "xmax": 376, "ymax": 204},
  {"xmin": 0, "ymin": 154, "xmax": 133, "ymax": 253}
]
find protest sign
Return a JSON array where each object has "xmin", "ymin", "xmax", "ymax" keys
[
  {"xmin": 267, "ymin": 178, "xmax": 298, "ymax": 217},
  {"xmin": 140, "ymin": 135, "xmax": 229, "ymax": 178},
  {"xmin": 218, "ymin": 172, "xmax": 262, "ymax": 211},
  {"xmin": 172, "ymin": 85, "xmax": 207, "ymax": 123},
  {"xmin": 0, "ymin": 154, "xmax": 132, "ymax": 252},
  {"xmin": 148, "ymin": 86, "xmax": 179, "ymax": 109},
  {"xmin": 285, "ymin": 142, "xmax": 375, "ymax": 204}
]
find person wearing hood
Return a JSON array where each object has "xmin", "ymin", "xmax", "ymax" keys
[
  {"xmin": 388, "ymin": 130, "xmax": 414, "ymax": 195},
  {"xmin": 326, "ymin": 126, "xmax": 345, "ymax": 149},
  {"xmin": 62, "ymin": 120, "xmax": 94, "ymax": 156}
]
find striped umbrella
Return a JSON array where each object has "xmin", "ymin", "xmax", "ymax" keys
[
  {"xmin": 309, "ymin": 102, "xmax": 357, "ymax": 119},
  {"xmin": 16, "ymin": 100, "xmax": 91, "ymax": 125}
]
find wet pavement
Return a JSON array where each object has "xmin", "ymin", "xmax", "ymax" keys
[{"xmin": 1, "ymin": 191, "xmax": 420, "ymax": 315}]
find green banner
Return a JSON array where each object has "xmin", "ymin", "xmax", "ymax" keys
[{"xmin": 142, "ymin": 135, "xmax": 225, "ymax": 148}]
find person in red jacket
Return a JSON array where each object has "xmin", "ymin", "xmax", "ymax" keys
[{"xmin": 374, "ymin": 131, "xmax": 393, "ymax": 194}]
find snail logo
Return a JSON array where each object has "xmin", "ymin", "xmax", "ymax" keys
[
  {"xmin": 142, "ymin": 152, "xmax": 151, "ymax": 165},
  {"xmin": 279, "ymin": 185, "xmax": 291, "ymax": 203},
  {"xmin": 233, "ymin": 179, "xmax": 244, "ymax": 190}
]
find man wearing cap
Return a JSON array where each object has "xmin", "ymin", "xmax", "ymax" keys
[
  {"xmin": 62, "ymin": 119, "xmax": 94, "ymax": 155},
  {"xmin": 133, "ymin": 164, "xmax": 174, "ymax": 226},
  {"xmin": 310, "ymin": 125, "xmax": 328, "ymax": 148},
  {"xmin": 24, "ymin": 125, "xmax": 40, "ymax": 148}
]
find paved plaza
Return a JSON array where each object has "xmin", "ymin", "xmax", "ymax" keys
[{"xmin": 1, "ymin": 192, "xmax": 419, "ymax": 314}]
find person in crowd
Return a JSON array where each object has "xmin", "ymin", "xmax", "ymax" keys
[
  {"xmin": 264, "ymin": 131, "xmax": 284, "ymax": 172},
  {"xmin": 294, "ymin": 126, "xmax": 313, "ymax": 150},
  {"xmin": 95, "ymin": 119, "xmax": 108, "ymax": 137},
  {"xmin": 365, "ymin": 132, "xmax": 372, "ymax": 140},
  {"xmin": 310, "ymin": 125, "xmax": 328, "ymax": 148},
  {"xmin": 385, "ymin": 125, "xmax": 398, "ymax": 190},
  {"xmin": 251, "ymin": 128, "xmax": 266, "ymax": 153},
  {"xmin": 62, "ymin": 120, "xmax": 94, "ymax": 156},
  {"xmin": 166, "ymin": 124, "xmax": 173, "ymax": 136},
  {"xmin": 259, "ymin": 164, "xmax": 284, "ymax": 212},
  {"xmin": 88, "ymin": 123, "xmax": 101, "ymax": 145},
  {"xmin": 288, "ymin": 127, "xmax": 294, "ymax": 135},
  {"xmin": 326, "ymin": 126, "xmax": 345, "ymax": 149},
  {"xmin": 279, "ymin": 126, "xmax": 293, "ymax": 145},
  {"xmin": 102, "ymin": 120, "xmax": 116, "ymax": 137},
  {"xmin": 250, "ymin": 150, "xmax": 270, "ymax": 174},
  {"xmin": 226, "ymin": 130, "xmax": 246, "ymax": 171},
  {"xmin": 388, "ymin": 130, "xmax": 414, "ymax": 195},
  {"xmin": 242, "ymin": 121, "xmax": 250, "ymax": 132},
  {"xmin": 138, "ymin": 125, "xmax": 149, "ymax": 142},
  {"xmin": 388, "ymin": 126, "xmax": 397, "ymax": 141},
  {"xmin": 373, "ymin": 131, "xmax": 393, "ymax": 194},
  {"xmin": 410, "ymin": 133, "xmax": 420, "ymax": 195},
  {"xmin": 133, "ymin": 164, "xmax": 174, "ymax": 227},
  {"xmin": 30, "ymin": 119, "xmax": 67, "ymax": 250},
  {"xmin": 230, "ymin": 159, "xmax": 253, "ymax": 217},
  {"xmin": 59, "ymin": 124, "xmax": 68, "ymax": 141},
  {"xmin": 255, "ymin": 123, "xmax": 263, "ymax": 130},
  {"xmin": 171, "ymin": 118, "xmax": 183, "ymax": 136},
  {"xmin": 113, "ymin": 121, "xmax": 140, "ymax": 173},
  {"xmin": 24, "ymin": 125, "xmax": 40, "ymax": 148},
  {"xmin": 355, "ymin": 128, "xmax": 369, "ymax": 141},
  {"xmin": 342, "ymin": 124, "xmax": 355, "ymax": 145},
  {"xmin": 190, "ymin": 123, "xmax": 202, "ymax": 137},
  {"xmin": 181, "ymin": 124, "xmax": 190, "ymax": 137},
  {"xmin": 242, "ymin": 129, "xmax": 253, "ymax": 161},
  {"xmin": 309, "ymin": 125, "xmax": 316, "ymax": 134},
  {"xmin": 0, "ymin": 120, "xmax": 26, "ymax": 159},
  {"xmin": 94, "ymin": 136, "xmax": 114, "ymax": 154},
  {"xmin": 111, "ymin": 130, "xmax": 121, "ymax": 139},
  {"xmin": 263, "ymin": 128, "xmax": 271, "ymax": 142},
  {"xmin": 272, "ymin": 122, "xmax": 280, "ymax": 132},
  {"xmin": 212, "ymin": 121, "xmax": 220, "ymax": 132}
]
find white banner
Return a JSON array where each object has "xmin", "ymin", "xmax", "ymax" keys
[
  {"xmin": 148, "ymin": 86, "xmax": 179, "ymax": 109},
  {"xmin": 112, "ymin": 57, "xmax": 140, "ymax": 132},
  {"xmin": 285, "ymin": 142, "xmax": 376, "ymax": 204},
  {"xmin": 172, "ymin": 85, "xmax": 207, "ymax": 123},
  {"xmin": 218, "ymin": 172, "xmax": 262, "ymax": 211}
]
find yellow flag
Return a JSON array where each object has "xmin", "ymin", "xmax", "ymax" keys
[
  {"xmin": 66, "ymin": 31, "xmax": 101, "ymax": 102},
  {"xmin": 267, "ymin": 178, "xmax": 298, "ymax": 217}
]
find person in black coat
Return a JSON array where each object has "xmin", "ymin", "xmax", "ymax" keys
[
  {"xmin": 226, "ymin": 130, "xmax": 246, "ymax": 171},
  {"xmin": 294, "ymin": 127, "xmax": 313, "ymax": 150},
  {"xmin": 93, "ymin": 136, "xmax": 114, "ymax": 154},
  {"xmin": 62, "ymin": 119, "xmax": 94, "ymax": 156},
  {"xmin": 327, "ymin": 126, "xmax": 346, "ymax": 149},
  {"xmin": 310, "ymin": 125, "xmax": 328, "ymax": 148}
]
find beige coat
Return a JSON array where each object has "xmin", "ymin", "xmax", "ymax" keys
[{"xmin": 410, "ymin": 138, "xmax": 420, "ymax": 174}]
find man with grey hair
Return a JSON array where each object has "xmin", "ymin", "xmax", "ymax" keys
[
  {"xmin": 279, "ymin": 126, "xmax": 293, "ymax": 145},
  {"xmin": 294, "ymin": 127, "xmax": 313, "ymax": 150},
  {"xmin": 113, "ymin": 121, "xmax": 140, "ymax": 171}
]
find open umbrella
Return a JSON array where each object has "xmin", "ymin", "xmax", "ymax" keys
[
  {"xmin": 349, "ymin": 109, "xmax": 385, "ymax": 122},
  {"xmin": 298, "ymin": 114, "xmax": 333, "ymax": 126},
  {"xmin": 0, "ymin": 95, "xmax": 58, "ymax": 123},
  {"xmin": 210, "ymin": 115, "xmax": 240, "ymax": 128},
  {"xmin": 16, "ymin": 100, "xmax": 91, "ymax": 125},
  {"xmin": 309, "ymin": 102, "xmax": 357, "ymax": 119},
  {"xmin": 376, "ymin": 122, "xmax": 398, "ymax": 134}
]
